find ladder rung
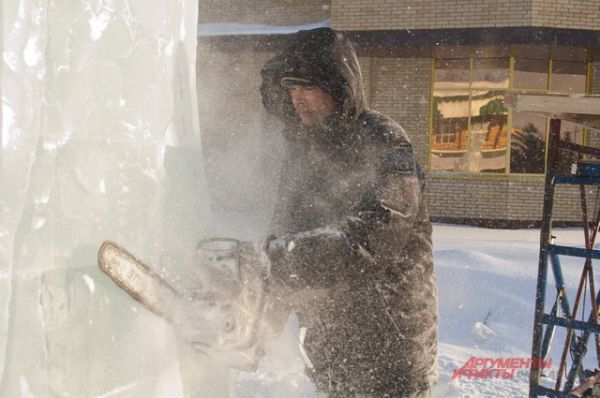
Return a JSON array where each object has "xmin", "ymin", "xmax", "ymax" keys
[
  {"xmin": 548, "ymin": 244, "xmax": 600, "ymax": 260},
  {"xmin": 553, "ymin": 175, "xmax": 600, "ymax": 185},
  {"xmin": 542, "ymin": 314, "xmax": 600, "ymax": 334}
]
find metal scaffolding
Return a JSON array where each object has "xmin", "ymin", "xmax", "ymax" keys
[{"xmin": 505, "ymin": 93, "xmax": 600, "ymax": 397}]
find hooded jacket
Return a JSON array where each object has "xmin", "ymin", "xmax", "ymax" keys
[{"xmin": 261, "ymin": 28, "xmax": 438, "ymax": 396}]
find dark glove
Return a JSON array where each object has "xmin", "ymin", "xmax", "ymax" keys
[{"xmin": 263, "ymin": 228, "xmax": 358, "ymax": 287}]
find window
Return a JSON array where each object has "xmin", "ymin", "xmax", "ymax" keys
[
  {"xmin": 430, "ymin": 45, "xmax": 590, "ymax": 174},
  {"xmin": 510, "ymin": 112, "xmax": 547, "ymax": 174},
  {"xmin": 513, "ymin": 46, "xmax": 549, "ymax": 91},
  {"xmin": 431, "ymin": 57, "xmax": 508, "ymax": 173}
]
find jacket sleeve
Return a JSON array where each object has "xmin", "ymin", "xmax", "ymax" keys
[
  {"xmin": 266, "ymin": 144, "xmax": 365, "ymax": 287},
  {"xmin": 365, "ymin": 142, "xmax": 426, "ymax": 263},
  {"xmin": 267, "ymin": 137, "xmax": 426, "ymax": 287}
]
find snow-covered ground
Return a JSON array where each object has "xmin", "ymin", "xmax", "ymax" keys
[
  {"xmin": 234, "ymin": 223, "xmax": 591, "ymax": 397},
  {"xmin": 435, "ymin": 224, "xmax": 563, "ymax": 398}
]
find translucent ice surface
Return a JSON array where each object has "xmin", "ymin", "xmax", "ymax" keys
[{"xmin": 0, "ymin": 1, "xmax": 222, "ymax": 396}]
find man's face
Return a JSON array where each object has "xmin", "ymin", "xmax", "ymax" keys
[{"xmin": 288, "ymin": 85, "xmax": 336, "ymax": 127}]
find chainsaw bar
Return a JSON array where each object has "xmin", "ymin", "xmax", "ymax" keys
[{"xmin": 98, "ymin": 241, "xmax": 178, "ymax": 319}]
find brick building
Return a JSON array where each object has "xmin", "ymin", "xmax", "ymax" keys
[{"xmin": 197, "ymin": 0, "xmax": 600, "ymax": 227}]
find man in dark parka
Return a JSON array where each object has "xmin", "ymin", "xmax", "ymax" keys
[{"xmin": 260, "ymin": 27, "xmax": 438, "ymax": 398}]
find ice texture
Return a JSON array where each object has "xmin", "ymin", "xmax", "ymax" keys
[{"xmin": 0, "ymin": 1, "xmax": 222, "ymax": 397}]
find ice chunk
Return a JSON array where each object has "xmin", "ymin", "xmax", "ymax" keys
[
  {"xmin": 471, "ymin": 321, "xmax": 496, "ymax": 344},
  {"xmin": 0, "ymin": 0, "xmax": 218, "ymax": 396}
]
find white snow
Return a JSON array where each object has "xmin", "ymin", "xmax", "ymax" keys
[
  {"xmin": 472, "ymin": 322, "xmax": 496, "ymax": 344},
  {"xmin": 197, "ymin": 19, "xmax": 331, "ymax": 37},
  {"xmin": 432, "ymin": 224, "xmax": 589, "ymax": 397}
]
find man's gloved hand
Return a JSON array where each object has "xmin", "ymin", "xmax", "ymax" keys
[{"xmin": 262, "ymin": 227, "xmax": 366, "ymax": 286}]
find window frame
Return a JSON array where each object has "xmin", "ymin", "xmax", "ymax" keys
[{"xmin": 428, "ymin": 46, "xmax": 592, "ymax": 176}]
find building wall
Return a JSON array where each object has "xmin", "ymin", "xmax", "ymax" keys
[
  {"xmin": 198, "ymin": 0, "xmax": 331, "ymax": 25},
  {"xmin": 367, "ymin": 56, "xmax": 432, "ymax": 166},
  {"xmin": 427, "ymin": 176, "xmax": 593, "ymax": 224},
  {"xmin": 332, "ymin": 0, "xmax": 533, "ymax": 30},
  {"xmin": 531, "ymin": 0, "xmax": 600, "ymax": 29},
  {"xmin": 331, "ymin": 0, "xmax": 600, "ymax": 31},
  {"xmin": 197, "ymin": 0, "xmax": 600, "ymax": 30}
]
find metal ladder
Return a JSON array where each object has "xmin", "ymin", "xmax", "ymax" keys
[{"xmin": 530, "ymin": 119, "xmax": 600, "ymax": 397}]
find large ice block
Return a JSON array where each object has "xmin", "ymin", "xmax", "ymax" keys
[{"xmin": 1, "ymin": 1, "xmax": 222, "ymax": 396}]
